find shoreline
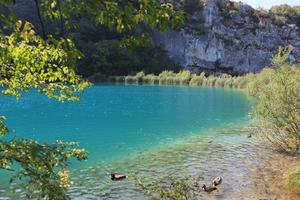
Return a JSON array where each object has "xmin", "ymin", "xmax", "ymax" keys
[
  {"xmin": 1, "ymin": 119, "xmax": 299, "ymax": 199},
  {"xmin": 66, "ymin": 124, "xmax": 300, "ymax": 199}
]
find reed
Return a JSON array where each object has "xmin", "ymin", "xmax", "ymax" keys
[
  {"xmin": 189, "ymin": 72, "xmax": 205, "ymax": 86},
  {"xmin": 113, "ymin": 70, "xmax": 259, "ymax": 90}
]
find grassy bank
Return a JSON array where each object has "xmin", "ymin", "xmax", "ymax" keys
[{"xmin": 102, "ymin": 70, "xmax": 256, "ymax": 91}]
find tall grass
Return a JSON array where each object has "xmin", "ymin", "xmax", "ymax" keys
[
  {"xmin": 287, "ymin": 167, "xmax": 300, "ymax": 193},
  {"xmin": 110, "ymin": 70, "xmax": 258, "ymax": 89}
]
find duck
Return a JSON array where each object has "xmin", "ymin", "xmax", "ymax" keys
[
  {"xmin": 202, "ymin": 184, "xmax": 217, "ymax": 192},
  {"xmin": 212, "ymin": 176, "xmax": 222, "ymax": 186},
  {"xmin": 110, "ymin": 173, "xmax": 127, "ymax": 181}
]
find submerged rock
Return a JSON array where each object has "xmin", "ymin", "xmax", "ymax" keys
[{"xmin": 154, "ymin": 0, "xmax": 300, "ymax": 74}]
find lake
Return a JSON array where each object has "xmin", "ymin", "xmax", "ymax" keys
[{"xmin": 0, "ymin": 85, "xmax": 258, "ymax": 199}]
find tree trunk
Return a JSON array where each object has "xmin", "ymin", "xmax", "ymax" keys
[
  {"xmin": 33, "ymin": 0, "xmax": 46, "ymax": 39},
  {"xmin": 57, "ymin": 0, "xmax": 65, "ymax": 36}
]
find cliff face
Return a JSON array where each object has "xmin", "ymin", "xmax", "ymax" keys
[
  {"xmin": 7, "ymin": 0, "xmax": 300, "ymax": 75},
  {"xmin": 154, "ymin": 0, "xmax": 300, "ymax": 74}
]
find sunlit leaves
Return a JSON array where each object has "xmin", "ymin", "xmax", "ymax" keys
[
  {"xmin": 0, "ymin": 137, "xmax": 87, "ymax": 199},
  {"xmin": 0, "ymin": 21, "xmax": 91, "ymax": 101},
  {"xmin": 38, "ymin": 0, "xmax": 185, "ymax": 45}
]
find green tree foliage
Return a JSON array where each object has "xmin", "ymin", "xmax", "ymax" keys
[
  {"xmin": 39, "ymin": 0, "xmax": 185, "ymax": 40},
  {"xmin": 271, "ymin": 4, "xmax": 300, "ymax": 26},
  {"xmin": 0, "ymin": 20, "xmax": 90, "ymax": 199},
  {"xmin": 250, "ymin": 64, "xmax": 300, "ymax": 153},
  {"xmin": 77, "ymin": 39, "xmax": 179, "ymax": 77},
  {"xmin": 0, "ymin": 1, "xmax": 185, "ymax": 199},
  {"xmin": 271, "ymin": 4, "xmax": 300, "ymax": 17},
  {"xmin": 0, "ymin": 20, "xmax": 90, "ymax": 101},
  {"xmin": 249, "ymin": 47, "xmax": 300, "ymax": 153}
]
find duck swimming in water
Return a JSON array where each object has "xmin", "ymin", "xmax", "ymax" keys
[
  {"xmin": 202, "ymin": 184, "xmax": 217, "ymax": 192},
  {"xmin": 212, "ymin": 176, "xmax": 222, "ymax": 186},
  {"xmin": 202, "ymin": 177, "xmax": 222, "ymax": 193},
  {"xmin": 111, "ymin": 173, "xmax": 127, "ymax": 181}
]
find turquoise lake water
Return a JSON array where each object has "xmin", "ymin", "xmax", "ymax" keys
[
  {"xmin": 0, "ymin": 85, "xmax": 250, "ymax": 165},
  {"xmin": 0, "ymin": 85, "xmax": 253, "ymax": 199}
]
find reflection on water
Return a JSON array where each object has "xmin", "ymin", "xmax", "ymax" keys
[{"xmin": 1, "ymin": 126, "xmax": 299, "ymax": 200}]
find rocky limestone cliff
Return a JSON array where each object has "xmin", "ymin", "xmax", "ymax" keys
[
  {"xmin": 154, "ymin": 0, "xmax": 300, "ymax": 74},
  {"xmin": 6, "ymin": 0, "xmax": 300, "ymax": 75}
]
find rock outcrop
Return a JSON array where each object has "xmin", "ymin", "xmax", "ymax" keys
[{"xmin": 154, "ymin": 0, "xmax": 300, "ymax": 74}]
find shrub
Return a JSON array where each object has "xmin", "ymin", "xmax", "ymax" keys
[
  {"xmin": 202, "ymin": 76, "xmax": 217, "ymax": 87},
  {"xmin": 251, "ymin": 64, "xmax": 300, "ymax": 153},
  {"xmin": 189, "ymin": 72, "xmax": 205, "ymax": 86},
  {"xmin": 248, "ymin": 47, "xmax": 300, "ymax": 153},
  {"xmin": 274, "ymin": 15, "xmax": 288, "ymax": 26},
  {"xmin": 158, "ymin": 70, "xmax": 177, "ymax": 85},
  {"xmin": 246, "ymin": 68, "xmax": 275, "ymax": 96},
  {"xmin": 215, "ymin": 74, "xmax": 232, "ymax": 88},
  {"xmin": 271, "ymin": 46, "xmax": 293, "ymax": 69},
  {"xmin": 177, "ymin": 70, "xmax": 193, "ymax": 85},
  {"xmin": 143, "ymin": 74, "xmax": 159, "ymax": 84},
  {"xmin": 271, "ymin": 4, "xmax": 300, "ymax": 18},
  {"xmin": 287, "ymin": 167, "xmax": 300, "ymax": 193},
  {"xmin": 125, "ymin": 75, "xmax": 138, "ymax": 84},
  {"xmin": 135, "ymin": 71, "xmax": 145, "ymax": 83}
]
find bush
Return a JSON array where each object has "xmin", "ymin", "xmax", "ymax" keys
[
  {"xmin": 202, "ymin": 76, "xmax": 217, "ymax": 87},
  {"xmin": 215, "ymin": 74, "xmax": 232, "ymax": 88},
  {"xmin": 135, "ymin": 71, "xmax": 145, "ymax": 83},
  {"xmin": 287, "ymin": 167, "xmax": 300, "ymax": 193},
  {"xmin": 158, "ymin": 70, "xmax": 178, "ymax": 85},
  {"xmin": 143, "ymin": 74, "xmax": 159, "ymax": 84},
  {"xmin": 249, "ymin": 47, "xmax": 300, "ymax": 153},
  {"xmin": 177, "ymin": 70, "xmax": 193, "ymax": 84},
  {"xmin": 251, "ymin": 64, "xmax": 300, "ymax": 153},
  {"xmin": 246, "ymin": 68, "xmax": 275, "ymax": 96},
  {"xmin": 271, "ymin": 4, "xmax": 300, "ymax": 18},
  {"xmin": 125, "ymin": 76, "xmax": 138, "ymax": 84},
  {"xmin": 189, "ymin": 72, "xmax": 205, "ymax": 86},
  {"xmin": 274, "ymin": 15, "xmax": 288, "ymax": 26}
]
